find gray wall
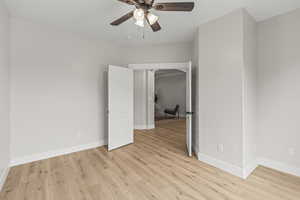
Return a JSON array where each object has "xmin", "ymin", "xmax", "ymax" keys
[
  {"xmin": 257, "ymin": 8, "xmax": 300, "ymax": 168},
  {"xmin": 10, "ymin": 18, "xmax": 124, "ymax": 161},
  {"xmin": 198, "ymin": 9, "xmax": 244, "ymax": 168},
  {"xmin": 243, "ymin": 11, "xmax": 257, "ymax": 169},
  {"xmin": 195, "ymin": 9, "xmax": 258, "ymax": 177},
  {"xmin": 0, "ymin": 0, "xmax": 10, "ymax": 185},
  {"xmin": 155, "ymin": 72, "xmax": 186, "ymax": 117}
]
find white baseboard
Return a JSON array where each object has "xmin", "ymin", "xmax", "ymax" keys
[
  {"xmin": 134, "ymin": 124, "xmax": 155, "ymax": 130},
  {"xmin": 134, "ymin": 125, "xmax": 146, "ymax": 130},
  {"xmin": 10, "ymin": 140, "xmax": 107, "ymax": 167},
  {"xmin": 148, "ymin": 124, "xmax": 155, "ymax": 129},
  {"xmin": 258, "ymin": 157, "xmax": 300, "ymax": 177},
  {"xmin": 0, "ymin": 167, "xmax": 10, "ymax": 192},
  {"xmin": 197, "ymin": 154, "xmax": 300, "ymax": 179},
  {"xmin": 243, "ymin": 161, "xmax": 258, "ymax": 179},
  {"xmin": 197, "ymin": 153, "xmax": 244, "ymax": 178}
]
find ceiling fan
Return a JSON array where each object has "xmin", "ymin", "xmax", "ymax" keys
[{"xmin": 110, "ymin": 0, "xmax": 195, "ymax": 32}]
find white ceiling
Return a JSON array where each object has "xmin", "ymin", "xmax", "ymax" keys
[{"xmin": 5, "ymin": 0, "xmax": 300, "ymax": 45}]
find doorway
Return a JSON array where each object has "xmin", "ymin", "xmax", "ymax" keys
[
  {"xmin": 107, "ymin": 62, "xmax": 192, "ymax": 156},
  {"xmin": 129, "ymin": 62, "xmax": 192, "ymax": 156},
  {"xmin": 154, "ymin": 69, "xmax": 188, "ymax": 155}
]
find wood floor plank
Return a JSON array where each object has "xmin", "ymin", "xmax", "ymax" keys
[{"xmin": 1, "ymin": 119, "xmax": 300, "ymax": 200}]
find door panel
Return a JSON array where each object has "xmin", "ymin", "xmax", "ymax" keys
[{"xmin": 108, "ymin": 65, "xmax": 134, "ymax": 151}]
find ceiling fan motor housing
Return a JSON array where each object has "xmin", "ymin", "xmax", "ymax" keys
[{"xmin": 135, "ymin": 3, "xmax": 152, "ymax": 10}]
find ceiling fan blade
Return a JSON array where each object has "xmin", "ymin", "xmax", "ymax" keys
[
  {"xmin": 136, "ymin": 0, "xmax": 145, "ymax": 3},
  {"xmin": 150, "ymin": 21, "xmax": 161, "ymax": 32},
  {"xmin": 110, "ymin": 11, "xmax": 134, "ymax": 26},
  {"xmin": 154, "ymin": 2, "xmax": 194, "ymax": 11},
  {"xmin": 117, "ymin": 0, "xmax": 135, "ymax": 5}
]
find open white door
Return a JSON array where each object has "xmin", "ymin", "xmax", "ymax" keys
[
  {"xmin": 186, "ymin": 62, "xmax": 192, "ymax": 157},
  {"xmin": 108, "ymin": 65, "xmax": 134, "ymax": 151}
]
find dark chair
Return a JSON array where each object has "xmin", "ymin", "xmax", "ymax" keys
[{"xmin": 164, "ymin": 105, "xmax": 180, "ymax": 119}]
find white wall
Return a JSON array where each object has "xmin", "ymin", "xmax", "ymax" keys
[
  {"xmin": 134, "ymin": 70, "xmax": 147, "ymax": 128},
  {"xmin": 9, "ymin": 18, "xmax": 124, "ymax": 163},
  {"xmin": 243, "ymin": 11, "xmax": 257, "ymax": 172},
  {"xmin": 198, "ymin": 9, "xmax": 244, "ymax": 168},
  {"xmin": 155, "ymin": 72, "xmax": 186, "ymax": 117},
  {"xmin": 0, "ymin": 0, "xmax": 10, "ymax": 187},
  {"xmin": 196, "ymin": 9, "xmax": 258, "ymax": 178},
  {"xmin": 122, "ymin": 43, "xmax": 192, "ymax": 64},
  {"xmin": 257, "ymin": 8, "xmax": 300, "ymax": 168}
]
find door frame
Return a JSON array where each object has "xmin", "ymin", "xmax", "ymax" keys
[
  {"xmin": 128, "ymin": 62, "xmax": 190, "ymax": 73},
  {"xmin": 128, "ymin": 61, "xmax": 192, "ymax": 154},
  {"xmin": 128, "ymin": 62, "xmax": 191, "ymax": 127}
]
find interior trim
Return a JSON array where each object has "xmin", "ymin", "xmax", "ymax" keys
[{"xmin": 10, "ymin": 140, "xmax": 107, "ymax": 167}]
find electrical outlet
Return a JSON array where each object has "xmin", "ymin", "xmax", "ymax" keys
[
  {"xmin": 218, "ymin": 144, "xmax": 224, "ymax": 153},
  {"xmin": 289, "ymin": 148, "xmax": 295, "ymax": 156}
]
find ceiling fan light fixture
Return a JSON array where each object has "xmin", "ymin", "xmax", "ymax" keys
[
  {"xmin": 133, "ymin": 8, "xmax": 145, "ymax": 21},
  {"xmin": 147, "ymin": 13, "xmax": 159, "ymax": 25},
  {"xmin": 135, "ymin": 19, "xmax": 144, "ymax": 27}
]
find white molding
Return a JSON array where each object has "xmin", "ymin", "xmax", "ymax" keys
[
  {"xmin": 258, "ymin": 157, "xmax": 300, "ymax": 177},
  {"xmin": 128, "ymin": 62, "xmax": 190, "ymax": 72},
  {"xmin": 243, "ymin": 161, "xmax": 258, "ymax": 179},
  {"xmin": 10, "ymin": 140, "xmax": 107, "ymax": 167},
  {"xmin": 0, "ymin": 167, "xmax": 10, "ymax": 192},
  {"xmin": 197, "ymin": 153, "xmax": 244, "ymax": 178}
]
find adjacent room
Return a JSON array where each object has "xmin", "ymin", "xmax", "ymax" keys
[
  {"xmin": 155, "ymin": 69, "xmax": 186, "ymax": 121},
  {"xmin": 1, "ymin": 0, "xmax": 300, "ymax": 199}
]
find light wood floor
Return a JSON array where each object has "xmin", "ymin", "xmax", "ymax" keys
[{"xmin": 1, "ymin": 119, "xmax": 300, "ymax": 200}]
